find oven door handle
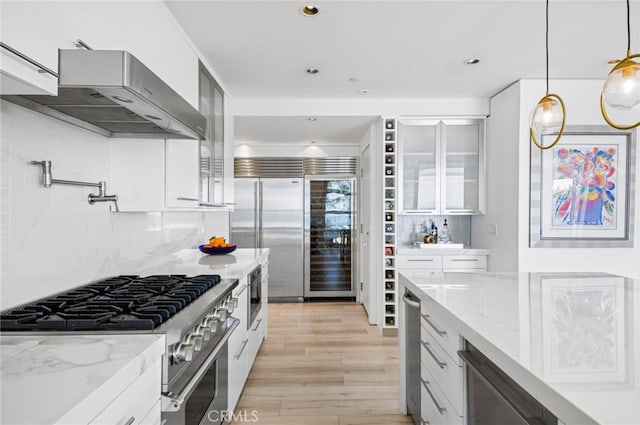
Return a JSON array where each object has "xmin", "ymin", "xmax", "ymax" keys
[{"xmin": 162, "ymin": 318, "xmax": 239, "ymax": 412}]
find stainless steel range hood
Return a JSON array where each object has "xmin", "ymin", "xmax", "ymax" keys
[{"xmin": 2, "ymin": 50, "xmax": 206, "ymax": 139}]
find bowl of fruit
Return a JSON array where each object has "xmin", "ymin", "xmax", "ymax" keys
[{"xmin": 199, "ymin": 236, "xmax": 237, "ymax": 255}]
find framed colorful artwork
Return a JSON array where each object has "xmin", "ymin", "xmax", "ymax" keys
[{"xmin": 530, "ymin": 126, "xmax": 636, "ymax": 248}]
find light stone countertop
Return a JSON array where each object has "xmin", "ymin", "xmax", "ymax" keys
[
  {"xmin": 0, "ymin": 334, "xmax": 165, "ymax": 425},
  {"xmin": 397, "ymin": 246, "xmax": 489, "ymax": 256},
  {"xmin": 116, "ymin": 248, "xmax": 270, "ymax": 280},
  {"xmin": 400, "ymin": 271, "xmax": 640, "ymax": 425}
]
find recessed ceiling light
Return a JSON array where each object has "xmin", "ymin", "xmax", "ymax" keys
[
  {"xmin": 348, "ymin": 77, "xmax": 360, "ymax": 83},
  {"xmin": 308, "ymin": 117, "xmax": 317, "ymax": 121},
  {"xmin": 357, "ymin": 89, "xmax": 370, "ymax": 95},
  {"xmin": 306, "ymin": 68, "xmax": 319, "ymax": 74},
  {"xmin": 300, "ymin": 6, "xmax": 319, "ymax": 16},
  {"xmin": 464, "ymin": 58, "xmax": 481, "ymax": 65}
]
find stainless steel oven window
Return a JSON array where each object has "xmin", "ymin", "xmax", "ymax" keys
[{"xmin": 248, "ymin": 265, "xmax": 262, "ymax": 329}]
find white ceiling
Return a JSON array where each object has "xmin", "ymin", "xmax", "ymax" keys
[
  {"xmin": 235, "ymin": 115, "xmax": 376, "ymax": 144},
  {"xmin": 165, "ymin": 0, "xmax": 640, "ymax": 144}
]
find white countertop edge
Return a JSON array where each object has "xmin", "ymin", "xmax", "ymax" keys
[
  {"xmin": 56, "ymin": 335, "xmax": 166, "ymax": 424},
  {"xmin": 397, "ymin": 247, "xmax": 489, "ymax": 256},
  {"xmin": 399, "ymin": 273, "xmax": 599, "ymax": 425}
]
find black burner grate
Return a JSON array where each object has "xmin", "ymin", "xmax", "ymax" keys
[{"xmin": 0, "ymin": 274, "xmax": 221, "ymax": 331}]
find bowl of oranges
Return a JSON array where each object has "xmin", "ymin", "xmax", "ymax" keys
[{"xmin": 199, "ymin": 236, "xmax": 237, "ymax": 255}]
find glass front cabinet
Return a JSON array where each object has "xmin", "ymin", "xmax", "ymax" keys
[
  {"xmin": 198, "ymin": 61, "xmax": 225, "ymax": 205},
  {"xmin": 398, "ymin": 118, "xmax": 485, "ymax": 215}
]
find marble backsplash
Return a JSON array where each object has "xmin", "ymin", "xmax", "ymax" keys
[
  {"xmin": 397, "ymin": 215, "xmax": 472, "ymax": 247},
  {"xmin": 0, "ymin": 101, "xmax": 229, "ymax": 310}
]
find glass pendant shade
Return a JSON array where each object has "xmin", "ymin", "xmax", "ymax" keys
[
  {"xmin": 531, "ymin": 96, "xmax": 564, "ymax": 133},
  {"xmin": 530, "ymin": 94, "xmax": 566, "ymax": 149},
  {"xmin": 602, "ymin": 58, "xmax": 640, "ymax": 111}
]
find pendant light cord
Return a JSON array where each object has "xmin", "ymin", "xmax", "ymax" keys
[
  {"xmin": 626, "ymin": 0, "xmax": 631, "ymax": 52},
  {"xmin": 546, "ymin": 0, "xmax": 549, "ymax": 94}
]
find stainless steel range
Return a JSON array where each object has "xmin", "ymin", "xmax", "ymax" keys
[{"xmin": 0, "ymin": 274, "xmax": 239, "ymax": 425}]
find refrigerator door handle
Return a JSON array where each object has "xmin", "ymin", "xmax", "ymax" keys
[
  {"xmin": 254, "ymin": 180, "xmax": 259, "ymax": 249},
  {"xmin": 258, "ymin": 180, "xmax": 264, "ymax": 248}
]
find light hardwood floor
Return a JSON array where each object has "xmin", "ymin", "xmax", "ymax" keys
[{"xmin": 232, "ymin": 302, "xmax": 412, "ymax": 425}]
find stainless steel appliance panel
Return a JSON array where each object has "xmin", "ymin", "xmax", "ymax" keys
[
  {"xmin": 248, "ymin": 265, "xmax": 262, "ymax": 328},
  {"xmin": 260, "ymin": 178, "xmax": 304, "ymax": 299},
  {"xmin": 459, "ymin": 343, "xmax": 558, "ymax": 425},
  {"xmin": 403, "ymin": 291, "xmax": 421, "ymax": 425},
  {"xmin": 231, "ymin": 178, "xmax": 259, "ymax": 249}
]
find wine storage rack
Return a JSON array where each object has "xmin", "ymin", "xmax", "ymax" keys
[{"xmin": 383, "ymin": 118, "xmax": 397, "ymax": 329}]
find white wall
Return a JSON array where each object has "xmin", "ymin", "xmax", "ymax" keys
[
  {"xmin": 234, "ymin": 143, "xmax": 359, "ymax": 158},
  {"xmin": 517, "ymin": 80, "xmax": 639, "ymax": 278},
  {"xmin": 234, "ymin": 98, "xmax": 490, "ymax": 118},
  {"xmin": 471, "ymin": 82, "xmax": 521, "ymax": 271},
  {"xmin": 0, "ymin": 100, "xmax": 229, "ymax": 310}
]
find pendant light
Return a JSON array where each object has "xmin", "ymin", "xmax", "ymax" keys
[
  {"xmin": 600, "ymin": 0, "xmax": 640, "ymax": 130},
  {"xmin": 530, "ymin": 0, "xmax": 566, "ymax": 150}
]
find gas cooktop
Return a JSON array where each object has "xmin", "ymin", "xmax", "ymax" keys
[{"xmin": 0, "ymin": 274, "xmax": 221, "ymax": 331}]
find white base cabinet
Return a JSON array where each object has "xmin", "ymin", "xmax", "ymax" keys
[
  {"xmin": 89, "ymin": 359, "xmax": 161, "ymax": 425},
  {"xmin": 420, "ymin": 299, "xmax": 465, "ymax": 425},
  {"xmin": 228, "ymin": 255, "xmax": 269, "ymax": 413},
  {"xmin": 228, "ymin": 279, "xmax": 250, "ymax": 412},
  {"xmin": 398, "ymin": 254, "xmax": 487, "ymax": 272}
]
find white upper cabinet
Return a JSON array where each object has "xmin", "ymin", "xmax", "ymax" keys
[
  {"xmin": 0, "ymin": 2, "xmax": 66, "ymax": 95},
  {"xmin": 398, "ymin": 118, "xmax": 485, "ymax": 215},
  {"xmin": 165, "ymin": 139, "xmax": 200, "ymax": 208},
  {"xmin": 399, "ymin": 120, "xmax": 440, "ymax": 213},
  {"xmin": 0, "ymin": 1, "xmax": 198, "ymax": 107},
  {"xmin": 441, "ymin": 120, "xmax": 484, "ymax": 214}
]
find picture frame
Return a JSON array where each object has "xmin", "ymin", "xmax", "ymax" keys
[
  {"xmin": 530, "ymin": 125, "xmax": 636, "ymax": 248},
  {"xmin": 528, "ymin": 273, "xmax": 634, "ymax": 388}
]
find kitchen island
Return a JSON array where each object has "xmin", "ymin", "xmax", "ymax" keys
[{"xmin": 399, "ymin": 271, "xmax": 639, "ymax": 425}]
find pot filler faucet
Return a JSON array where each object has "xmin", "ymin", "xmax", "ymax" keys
[{"xmin": 30, "ymin": 160, "xmax": 119, "ymax": 212}]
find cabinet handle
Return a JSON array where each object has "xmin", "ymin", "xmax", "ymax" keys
[
  {"xmin": 234, "ymin": 339, "xmax": 249, "ymax": 359},
  {"xmin": 421, "ymin": 379, "xmax": 447, "ymax": 415},
  {"xmin": 252, "ymin": 318, "xmax": 263, "ymax": 331},
  {"xmin": 0, "ymin": 42, "xmax": 58, "ymax": 77},
  {"xmin": 199, "ymin": 202, "xmax": 236, "ymax": 207},
  {"xmin": 404, "ymin": 211, "xmax": 434, "ymax": 214},
  {"xmin": 236, "ymin": 283, "xmax": 248, "ymax": 297},
  {"xmin": 421, "ymin": 314, "xmax": 447, "ymax": 337},
  {"xmin": 446, "ymin": 210, "xmax": 474, "ymax": 214},
  {"xmin": 176, "ymin": 197, "xmax": 199, "ymax": 202},
  {"xmin": 123, "ymin": 417, "xmax": 135, "ymax": 425},
  {"xmin": 421, "ymin": 340, "xmax": 447, "ymax": 369},
  {"xmin": 75, "ymin": 39, "xmax": 93, "ymax": 50},
  {"xmin": 451, "ymin": 258, "xmax": 478, "ymax": 262},
  {"xmin": 408, "ymin": 259, "xmax": 434, "ymax": 262}
]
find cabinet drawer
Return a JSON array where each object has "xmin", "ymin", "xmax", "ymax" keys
[
  {"xmin": 421, "ymin": 361, "xmax": 463, "ymax": 425},
  {"xmin": 421, "ymin": 324, "xmax": 463, "ymax": 416},
  {"xmin": 247, "ymin": 311, "xmax": 264, "ymax": 369},
  {"xmin": 442, "ymin": 255, "xmax": 486, "ymax": 270},
  {"xmin": 139, "ymin": 400, "xmax": 160, "ymax": 425},
  {"xmin": 90, "ymin": 359, "xmax": 160, "ymax": 425},
  {"xmin": 397, "ymin": 256, "xmax": 442, "ymax": 270},
  {"xmin": 420, "ymin": 303, "xmax": 462, "ymax": 366}
]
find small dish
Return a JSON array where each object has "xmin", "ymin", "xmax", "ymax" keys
[{"xmin": 198, "ymin": 244, "xmax": 237, "ymax": 255}]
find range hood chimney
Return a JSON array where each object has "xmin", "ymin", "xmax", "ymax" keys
[{"xmin": 2, "ymin": 50, "xmax": 206, "ymax": 140}]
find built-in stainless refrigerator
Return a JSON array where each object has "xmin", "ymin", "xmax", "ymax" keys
[{"xmin": 231, "ymin": 178, "xmax": 304, "ymax": 301}]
